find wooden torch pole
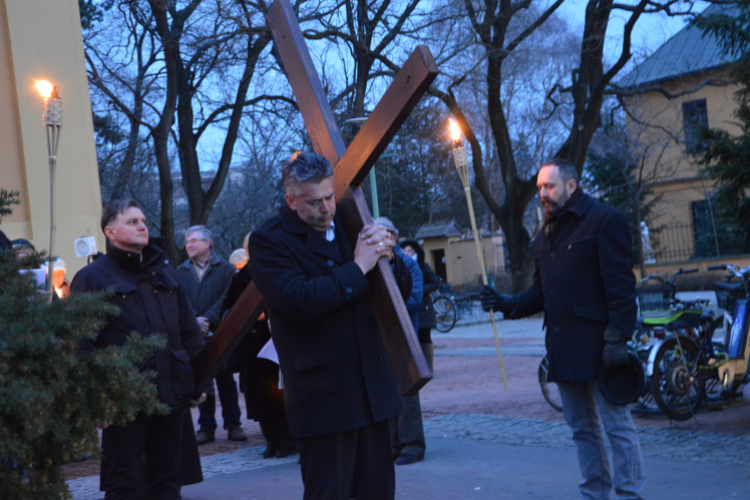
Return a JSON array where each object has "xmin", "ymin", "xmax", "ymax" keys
[{"xmin": 452, "ymin": 136, "xmax": 508, "ymax": 391}]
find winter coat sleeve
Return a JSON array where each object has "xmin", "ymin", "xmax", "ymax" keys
[
  {"xmin": 421, "ymin": 263, "xmax": 439, "ymax": 295},
  {"xmin": 203, "ymin": 264, "xmax": 235, "ymax": 329},
  {"xmin": 394, "ymin": 246, "xmax": 422, "ymax": 317},
  {"xmin": 248, "ymin": 230, "xmax": 371, "ymax": 324},
  {"xmin": 177, "ymin": 286, "xmax": 205, "ymax": 360},
  {"xmin": 597, "ymin": 211, "xmax": 637, "ymax": 340},
  {"xmin": 508, "ymin": 263, "xmax": 545, "ymax": 319}
]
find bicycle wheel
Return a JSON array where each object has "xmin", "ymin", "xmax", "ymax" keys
[
  {"xmin": 433, "ymin": 296, "xmax": 457, "ymax": 333},
  {"xmin": 650, "ymin": 336, "xmax": 704, "ymax": 421},
  {"xmin": 538, "ymin": 357, "xmax": 563, "ymax": 412}
]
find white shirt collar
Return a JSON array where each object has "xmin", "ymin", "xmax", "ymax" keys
[{"xmin": 325, "ymin": 221, "xmax": 335, "ymax": 242}]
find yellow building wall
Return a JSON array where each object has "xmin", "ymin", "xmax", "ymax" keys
[
  {"xmin": 0, "ymin": 0, "xmax": 103, "ymax": 276},
  {"xmin": 624, "ymin": 69, "xmax": 741, "ymax": 229},
  {"xmin": 421, "ymin": 236, "xmax": 505, "ymax": 286}
]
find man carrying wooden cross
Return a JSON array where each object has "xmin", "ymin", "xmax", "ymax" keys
[{"xmin": 248, "ymin": 152, "xmax": 414, "ymax": 500}]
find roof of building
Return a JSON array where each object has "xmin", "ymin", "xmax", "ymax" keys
[
  {"xmin": 618, "ymin": 4, "xmax": 740, "ymax": 89},
  {"xmin": 415, "ymin": 220, "xmax": 464, "ymax": 239}
]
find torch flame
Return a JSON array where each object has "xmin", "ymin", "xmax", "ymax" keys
[
  {"xmin": 449, "ymin": 118, "xmax": 462, "ymax": 142},
  {"xmin": 34, "ymin": 80, "xmax": 53, "ymax": 98}
]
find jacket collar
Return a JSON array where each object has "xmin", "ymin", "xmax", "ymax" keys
[
  {"xmin": 106, "ymin": 240, "xmax": 162, "ymax": 273},
  {"xmin": 567, "ymin": 191, "xmax": 594, "ymax": 218},
  {"xmin": 278, "ymin": 204, "xmax": 344, "ymax": 263},
  {"xmin": 179, "ymin": 252, "xmax": 225, "ymax": 269}
]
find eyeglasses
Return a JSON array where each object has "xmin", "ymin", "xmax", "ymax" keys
[{"xmin": 185, "ymin": 238, "xmax": 208, "ymax": 245}]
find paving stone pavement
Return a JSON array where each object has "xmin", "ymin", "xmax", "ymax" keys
[
  {"xmin": 66, "ymin": 446, "xmax": 298, "ymax": 500},
  {"xmin": 423, "ymin": 413, "xmax": 750, "ymax": 467},
  {"xmin": 68, "ymin": 412, "xmax": 750, "ymax": 499}
]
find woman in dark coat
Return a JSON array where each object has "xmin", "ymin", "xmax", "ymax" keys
[
  {"xmin": 400, "ymin": 239, "xmax": 438, "ymax": 350},
  {"xmin": 222, "ymin": 255, "xmax": 296, "ymax": 458}
]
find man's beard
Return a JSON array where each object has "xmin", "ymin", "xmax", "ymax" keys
[{"xmin": 541, "ymin": 197, "xmax": 562, "ymax": 223}]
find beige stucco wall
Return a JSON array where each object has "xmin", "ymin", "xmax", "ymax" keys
[
  {"xmin": 624, "ymin": 70, "xmax": 741, "ymax": 229},
  {"xmin": 0, "ymin": 0, "xmax": 103, "ymax": 276},
  {"xmin": 421, "ymin": 235, "xmax": 505, "ymax": 286}
]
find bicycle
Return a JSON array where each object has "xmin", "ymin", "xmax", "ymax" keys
[
  {"xmin": 636, "ymin": 269, "xmax": 717, "ymax": 420},
  {"xmin": 433, "ymin": 281, "xmax": 458, "ymax": 333}
]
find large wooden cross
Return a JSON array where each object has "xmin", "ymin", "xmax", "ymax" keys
[{"xmin": 191, "ymin": 0, "xmax": 437, "ymax": 397}]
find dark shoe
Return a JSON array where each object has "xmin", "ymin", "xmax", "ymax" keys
[
  {"xmin": 275, "ymin": 445, "xmax": 298, "ymax": 458},
  {"xmin": 196, "ymin": 431, "xmax": 215, "ymax": 446},
  {"xmin": 227, "ymin": 424, "xmax": 248, "ymax": 442},
  {"xmin": 262, "ymin": 447, "xmax": 276, "ymax": 458},
  {"xmin": 395, "ymin": 454, "xmax": 423, "ymax": 466}
]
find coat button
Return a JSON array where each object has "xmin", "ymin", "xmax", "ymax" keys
[
  {"xmin": 346, "ymin": 287, "xmax": 353, "ymax": 294},
  {"xmin": 549, "ymin": 289, "xmax": 554, "ymax": 295},
  {"xmin": 554, "ymin": 326, "xmax": 560, "ymax": 332},
  {"xmin": 550, "ymin": 252, "xmax": 555, "ymax": 258},
  {"xmin": 327, "ymin": 260, "xmax": 334, "ymax": 266},
  {"xmin": 568, "ymin": 244, "xmax": 572, "ymax": 250},
  {"xmin": 378, "ymin": 354, "xmax": 384, "ymax": 361}
]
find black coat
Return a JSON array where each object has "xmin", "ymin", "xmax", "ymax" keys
[
  {"xmin": 510, "ymin": 192, "xmax": 637, "ymax": 383},
  {"xmin": 248, "ymin": 206, "xmax": 404, "ymax": 439},
  {"xmin": 221, "ymin": 264, "xmax": 272, "ymax": 420},
  {"xmin": 175, "ymin": 254, "xmax": 236, "ymax": 331},
  {"xmin": 70, "ymin": 242, "xmax": 205, "ymax": 410},
  {"xmin": 400, "ymin": 239, "xmax": 438, "ymax": 331}
]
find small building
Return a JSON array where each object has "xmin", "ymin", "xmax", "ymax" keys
[{"xmin": 416, "ymin": 220, "xmax": 506, "ymax": 287}]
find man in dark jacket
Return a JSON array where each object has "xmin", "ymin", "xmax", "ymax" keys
[
  {"xmin": 480, "ymin": 159, "xmax": 645, "ymax": 500},
  {"xmin": 70, "ymin": 199, "xmax": 205, "ymax": 500},
  {"xmin": 175, "ymin": 225, "xmax": 244, "ymax": 444},
  {"xmin": 249, "ymin": 152, "xmax": 407, "ymax": 500}
]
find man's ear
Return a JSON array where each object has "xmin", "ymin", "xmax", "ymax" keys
[
  {"xmin": 567, "ymin": 179, "xmax": 578, "ymax": 194},
  {"xmin": 103, "ymin": 226, "xmax": 114, "ymax": 242},
  {"xmin": 284, "ymin": 193, "xmax": 297, "ymax": 211}
]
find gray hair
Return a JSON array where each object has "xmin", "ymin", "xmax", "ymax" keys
[
  {"xmin": 541, "ymin": 158, "xmax": 579, "ymax": 184},
  {"xmin": 282, "ymin": 151, "xmax": 333, "ymax": 195},
  {"xmin": 185, "ymin": 225, "xmax": 213, "ymax": 245}
]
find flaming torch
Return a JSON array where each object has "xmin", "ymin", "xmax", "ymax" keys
[
  {"xmin": 449, "ymin": 118, "xmax": 507, "ymax": 390},
  {"xmin": 35, "ymin": 80, "xmax": 62, "ymax": 302}
]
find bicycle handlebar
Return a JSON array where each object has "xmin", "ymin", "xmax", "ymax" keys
[{"xmin": 708, "ymin": 265, "xmax": 726, "ymax": 271}]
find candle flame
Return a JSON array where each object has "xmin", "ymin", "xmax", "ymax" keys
[
  {"xmin": 34, "ymin": 80, "xmax": 53, "ymax": 98},
  {"xmin": 449, "ymin": 118, "xmax": 462, "ymax": 142}
]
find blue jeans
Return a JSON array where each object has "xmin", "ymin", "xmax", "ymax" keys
[
  {"xmin": 556, "ymin": 380, "xmax": 645, "ymax": 500},
  {"xmin": 198, "ymin": 369, "xmax": 241, "ymax": 433}
]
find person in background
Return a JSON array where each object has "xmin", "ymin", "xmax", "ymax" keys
[
  {"xmin": 175, "ymin": 225, "xmax": 245, "ymax": 445},
  {"xmin": 228, "ymin": 248, "xmax": 248, "ymax": 270},
  {"xmin": 398, "ymin": 239, "xmax": 438, "ymax": 460},
  {"xmin": 11, "ymin": 238, "xmax": 35, "ymax": 260},
  {"xmin": 0, "ymin": 230, "xmax": 11, "ymax": 251},
  {"xmin": 43, "ymin": 257, "xmax": 69, "ymax": 299},
  {"xmin": 69, "ymin": 198, "xmax": 205, "ymax": 499},
  {"xmin": 222, "ymin": 232, "xmax": 297, "ymax": 459}
]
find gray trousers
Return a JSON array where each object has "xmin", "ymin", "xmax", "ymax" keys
[
  {"xmin": 556, "ymin": 380, "xmax": 645, "ymax": 500},
  {"xmin": 390, "ymin": 343, "xmax": 434, "ymax": 458}
]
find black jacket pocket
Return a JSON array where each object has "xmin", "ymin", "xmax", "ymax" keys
[
  {"xmin": 294, "ymin": 348, "xmax": 338, "ymax": 371},
  {"xmin": 573, "ymin": 305, "xmax": 608, "ymax": 323}
]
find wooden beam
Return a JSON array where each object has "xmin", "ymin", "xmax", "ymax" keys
[
  {"xmin": 191, "ymin": 282, "xmax": 265, "ymax": 394},
  {"xmin": 334, "ymin": 46, "xmax": 438, "ymax": 197}
]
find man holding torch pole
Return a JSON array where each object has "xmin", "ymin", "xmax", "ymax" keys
[{"xmin": 479, "ymin": 158, "xmax": 645, "ymax": 500}]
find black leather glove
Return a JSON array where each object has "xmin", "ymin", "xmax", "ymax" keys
[
  {"xmin": 479, "ymin": 285, "xmax": 514, "ymax": 314},
  {"xmin": 602, "ymin": 328, "xmax": 630, "ymax": 370}
]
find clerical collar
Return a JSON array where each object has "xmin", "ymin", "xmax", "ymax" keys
[{"xmin": 325, "ymin": 221, "xmax": 335, "ymax": 242}]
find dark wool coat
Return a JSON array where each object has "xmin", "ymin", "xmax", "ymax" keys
[
  {"xmin": 70, "ymin": 242, "xmax": 205, "ymax": 410},
  {"xmin": 510, "ymin": 192, "xmax": 637, "ymax": 383},
  {"xmin": 175, "ymin": 254, "xmax": 236, "ymax": 331},
  {"xmin": 248, "ymin": 205, "xmax": 405, "ymax": 439},
  {"xmin": 400, "ymin": 239, "xmax": 439, "ymax": 332}
]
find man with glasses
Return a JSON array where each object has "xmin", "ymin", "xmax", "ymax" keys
[{"xmin": 176, "ymin": 225, "xmax": 244, "ymax": 445}]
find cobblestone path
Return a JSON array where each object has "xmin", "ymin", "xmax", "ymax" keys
[{"xmin": 424, "ymin": 413, "xmax": 750, "ymax": 467}]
